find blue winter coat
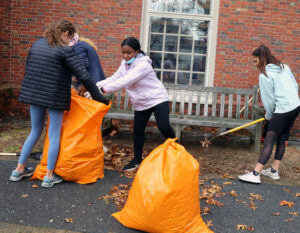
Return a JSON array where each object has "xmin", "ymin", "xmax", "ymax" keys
[{"xmin": 73, "ymin": 41, "xmax": 105, "ymax": 83}]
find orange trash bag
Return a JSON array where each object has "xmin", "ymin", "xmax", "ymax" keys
[
  {"xmin": 32, "ymin": 90, "xmax": 110, "ymax": 184},
  {"xmin": 112, "ymin": 138, "xmax": 213, "ymax": 233}
]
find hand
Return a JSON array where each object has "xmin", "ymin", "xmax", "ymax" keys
[
  {"xmin": 96, "ymin": 81, "xmax": 101, "ymax": 88},
  {"xmin": 78, "ymin": 86, "xmax": 87, "ymax": 97}
]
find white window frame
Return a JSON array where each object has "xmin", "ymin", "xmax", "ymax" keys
[{"xmin": 140, "ymin": 0, "xmax": 220, "ymax": 87}]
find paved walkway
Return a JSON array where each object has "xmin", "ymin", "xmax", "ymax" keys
[{"xmin": 0, "ymin": 223, "xmax": 81, "ymax": 233}]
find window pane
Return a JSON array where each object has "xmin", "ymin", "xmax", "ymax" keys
[
  {"xmin": 178, "ymin": 54, "xmax": 191, "ymax": 71},
  {"xmin": 192, "ymin": 73, "xmax": 205, "ymax": 85},
  {"xmin": 165, "ymin": 36, "xmax": 178, "ymax": 52},
  {"xmin": 180, "ymin": 36, "xmax": 192, "ymax": 53},
  {"xmin": 196, "ymin": 0, "xmax": 210, "ymax": 15},
  {"xmin": 193, "ymin": 56, "xmax": 206, "ymax": 72},
  {"xmin": 166, "ymin": 19, "xmax": 179, "ymax": 34},
  {"xmin": 163, "ymin": 71, "xmax": 176, "ymax": 84},
  {"xmin": 150, "ymin": 0, "xmax": 165, "ymax": 12},
  {"xmin": 196, "ymin": 21, "xmax": 209, "ymax": 36},
  {"xmin": 166, "ymin": 0, "xmax": 180, "ymax": 12},
  {"xmin": 150, "ymin": 34, "xmax": 163, "ymax": 51},
  {"xmin": 164, "ymin": 53, "xmax": 177, "ymax": 70},
  {"xmin": 194, "ymin": 38, "xmax": 207, "ymax": 54},
  {"xmin": 178, "ymin": 72, "xmax": 190, "ymax": 85},
  {"xmin": 150, "ymin": 52, "xmax": 162, "ymax": 69},
  {"xmin": 151, "ymin": 19, "xmax": 164, "ymax": 33},
  {"xmin": 182, "ymin": 0, "xmax": 195, "ymax": 14}
]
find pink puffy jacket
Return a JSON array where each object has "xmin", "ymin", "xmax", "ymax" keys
[{"xmin": 97, "ymin": 54, "xmax": 169, "ymax": 111}]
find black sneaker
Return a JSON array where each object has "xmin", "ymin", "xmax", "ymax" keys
[{"xmin": 123, "ymin": 159, "xmax": 141, "ymax": 171}]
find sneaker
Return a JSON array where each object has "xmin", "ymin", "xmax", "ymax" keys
[
  {"xmin": 9, "ymin": 167, "xmax": 34, "ymax": 182},
  {"xmin": 41, "ymin": 174, "xmax": 63, "ymax": 188},
  {"xmin": 261, "ymin": 167, "xmax": 280, "ymax": 180},
  {"xmin": 123, "ymin": 159, "xmax": 141, "ymax": 171},
  {"xmin": 238, "ymin": 171, "xmax": 261, "ymax": 184}
]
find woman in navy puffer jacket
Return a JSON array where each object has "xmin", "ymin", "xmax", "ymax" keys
[{"xmin": 10, "ymin": 20, "xmax": 109, "ymax": 188}]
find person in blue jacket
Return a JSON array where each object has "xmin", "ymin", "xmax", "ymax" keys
[
  {"xmin": 69, "ymin": 34, "xmax": 105, "ymax": 95},
  {"xmin": 239, "ymin": 44, "xmax": 300, "ymax": 184}
]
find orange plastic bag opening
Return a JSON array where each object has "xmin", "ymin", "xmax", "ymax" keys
[
  {"xmin": 113, "ymin": 138, "xmax": 213, "ymax": 233},
  {"xmin": 32, "ymin": 91, "xmax": 110, "ymax": 184}
]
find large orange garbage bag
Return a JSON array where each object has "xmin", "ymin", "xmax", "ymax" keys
[
  {"xmin": 32, "ymin": 91, "xmax": 110, "ymax": 184},
  {"xmin": 112, "ymin": 138, "xmax": 213, "ymax": 233}
]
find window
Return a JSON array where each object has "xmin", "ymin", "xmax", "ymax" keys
[{"xmin": 140, "ymin": 0, "xmax": 220, "ymax": 87}]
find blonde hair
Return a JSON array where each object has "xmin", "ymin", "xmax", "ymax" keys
[
  {"xmin": 45, "ymin": 20, "xmax": 76, "ymax": 46},
  {"xmin": 79, "ymin": 37, "xmax": 98, "ymax": 51}
]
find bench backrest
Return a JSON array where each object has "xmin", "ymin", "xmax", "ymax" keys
[{"xmin": 109, "ymin": 84, "xmax": 259, "ymax": 120}]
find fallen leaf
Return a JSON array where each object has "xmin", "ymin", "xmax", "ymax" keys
[
  {"xmin": 229, "ymin": 190, "xmax": 238, "ymax": 197},
  {"xmin": 21, "ymin": 194, "xmax": 28, "ymax": 198},
  {"xmin": 284, "ymin": 218, "xmax": 294, "ymax": 222},
  {"xmin": 65, "ymin": 218, "xmax": 73, "ymax": 223},
  {"xmin": 279, "ymin": 200, "xmax": 295, "ymax": 208},
  {"xmin": 236, "ymin": 224, "xmax": 247, "ymax": 230},
  {"xmin": 32, "ymin": 184, "xmax": 38, "ymax": 188},
  {"xmin": 272, "ymin": 212, "xmax": 280, "ymax": 216},
  {"xmin": 206, "ymin": 220, "xmax": 213, "ymax": 227},
  {"xmin": 200, "ymin": 207, "xmax": 211, "ymax": 215},
  {"xmin": 289, "ymin": 212, "xmax": 298, "ymax": 217},
  {"xmin": 294, "ymin": 193, "xmax": 300, "ymax": 197},
  {"xmin": 249, "ymin": 193, "xmax": 263, "ymax": 201},
  {"xmin": 215, "ymin": 192, "xmax": 226, "ymax": 198},
  {"xmin": 282, "ymin": 188, "xmax": 291, "ymax": 193},
  {"xmin": 247, "ymin": 226, "xmax": 255, "ymax": 232},
  {"xmin": 223, "ymin": 181, "xmax": 232, "ymax": 185}
]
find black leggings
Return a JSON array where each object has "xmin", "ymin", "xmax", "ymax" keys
[
  {"xmin": 133, "ymin": 101, "xmax": 176, "ymax": 161},
  {"xmin": 258, "ymin": 106, "xmax": 300, "ymax": 165}
]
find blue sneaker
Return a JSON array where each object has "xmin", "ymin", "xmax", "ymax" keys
[
  {"xmin": 9, "ymin": 167, "xmax": 34, "ymax": 182},
  {"xmin": 41, "ymin": 174, "xmax": 63, "ymax": 188}
]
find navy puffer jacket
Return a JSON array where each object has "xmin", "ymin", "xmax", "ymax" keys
[{"xmin": 19, "ymin": 38, "xmax": 107, "ymax": 110}]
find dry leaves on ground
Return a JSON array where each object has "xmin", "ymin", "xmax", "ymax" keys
[
  {"xmin": 236, "ymin": 224, "xmax": 254, "ymax": 232},
  {"xmin": 289, "ymin": 212, "xmax": 298, "ymax": 217},
  {"xmin": 98, "ymin": 183, "xmax": 132, "ymax": 210},
  {"xmin": 279, "ymin": 200, "xmax": 295, "ymax": 208},
  {"xmin": 65, "ymin": 218, "xmax": 73, "ymax": 223}
]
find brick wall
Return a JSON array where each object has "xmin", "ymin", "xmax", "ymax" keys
[
  {"xmin": 215, "ymin": 0, "xmax": 300, "ymax": 137},
  {"xmin": 1, "ymin": 0, "xmax": 299, "ymax": 137}
]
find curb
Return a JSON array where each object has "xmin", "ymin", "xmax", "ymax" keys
[{"xmin": 0, "ymin": 223, "xmax": 82, "ymax": 233}]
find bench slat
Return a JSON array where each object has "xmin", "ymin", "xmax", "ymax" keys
[
  {"xmin": 124, "ymin": 91, "xmax": 129, "ymax": 110},
  {"xmin": 188, "ymin": 91, "xmax": 193, "ymax": 115},
  {"xmin": 228, "ymin": 94, "xmax": 233, "ymax": 118},
  {"xmin": 244, "ymin": 95, "xmax": 249, "ymax": 120},
  {"xmin": 236, "ymin": 94, "xmax": 241, "ymax": 119},
  {"xmin": 172, "ymin": 89, "xmax": 177, "ymax": 114},
  {"xmin": 220, "ymin": 93, "xmax": 225, "ymax": 117},
  {"xmin": 212, "ymin": 92, "xmax": 217, "ymax": 117},
  {"xmin": 196, "ymin": 91, "xmax": 201, "ymax": 116},
  {"xmin": 180, "ymin": 89, "xmax": 185, "ymax": 115},
  {"xmin": 116, "ymin": 90, "xmax": 122, "ymax": 110},
  {"xmin": 204, "ymin": 91, "xmax": 209, "ymax": 117}
]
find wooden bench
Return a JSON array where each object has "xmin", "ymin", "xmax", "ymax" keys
[{"xmin": 105, "ymin": 84, "xmax": 262, "ymax": 153}]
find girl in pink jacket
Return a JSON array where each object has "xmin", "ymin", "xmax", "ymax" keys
[{"xmin": 97, "ymin": 37, "xmax": 176, "ymax": 171}]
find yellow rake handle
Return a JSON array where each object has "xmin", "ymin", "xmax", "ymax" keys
[{"xmin": 219, "ymin": 118, "xmax": 265, "ymax": 136}]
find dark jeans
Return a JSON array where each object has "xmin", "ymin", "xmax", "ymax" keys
[{"xmin": 133, "ymin": 101, "xmax": 176, "ymax": 161}]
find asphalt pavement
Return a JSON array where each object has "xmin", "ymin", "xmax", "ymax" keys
[{"xmin": 1, "ymin": 156, "xmax": 299, "ymax": 233}]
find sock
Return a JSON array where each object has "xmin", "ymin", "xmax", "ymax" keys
[
  {"xmin": 253, "ymin": 170, "xmax": 260, "ymax": 176},
  {"xmin": 271, "ymin": 167, "xmax": 277, "ymax": 173}
]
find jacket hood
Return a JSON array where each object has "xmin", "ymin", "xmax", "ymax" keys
[{"xmin": 266, "ymin": 64, "xmax": 284, "ymax": 74}]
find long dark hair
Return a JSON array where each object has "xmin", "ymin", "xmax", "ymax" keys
[
  {"xmin": 45, "ymin": 20, "xmax": 76, "ymax": 46},
  {"xmin": 121, "ymin": 37, "xmax": 145, "ymax": 55},
  {"xmin": 252, "ymin": 44, "xmax": 283, "ymax": 76}
]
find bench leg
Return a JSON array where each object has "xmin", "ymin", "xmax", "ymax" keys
[
  {"xmin": 253, "ymin": 121, "xmax": 262, "ymax": 154},
  {"xmin": 175, "ymin": 124, "xmax": 182, "ymax": 141}
]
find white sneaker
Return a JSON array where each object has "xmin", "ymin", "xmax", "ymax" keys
[
  {"xmin": 261, "ymin": 167, "xmax": 280, "ymax": 180},
  {"xmin": 238, "ymin": 172, "xmax": 261, "ymax": 184}
]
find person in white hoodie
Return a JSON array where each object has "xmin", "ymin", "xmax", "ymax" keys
[
  {"xmin": 96, "ymin": 37, "xmax": 176, "ymax": 171},
  {"xmin": 239, "ymin": 44, "xmax": 300, "ymax": 184}
]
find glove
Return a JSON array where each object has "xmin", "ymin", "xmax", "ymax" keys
[
  {"xmin": 97, "ymin": 95, "xmax": 110, "ymax": 105},
  {"xmin": 96, "ymin": 81, "xmax": 102, "ymax": 88},
  {"xmin": 84, "ymin": 91, "xmax": 91, "ymax": 99}
]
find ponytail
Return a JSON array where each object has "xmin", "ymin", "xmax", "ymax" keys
[{"xmin": 45, "ymin": 20, "xmax": 76, "ymax": 47}]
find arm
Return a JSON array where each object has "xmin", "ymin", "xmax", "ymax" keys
[
  {"xmin": 259, "ymin": 73, "xmax": 275, "ymax": 120},
  {"xmin": 64, "ymin": 48, "xmax": 109, "ymax": 105},
  {"xmin": 74, "ymin": 44, "xmax": 89, "ymax": 69},
  {"xmin": 96, "ymin": 63, "xmax": 124, "ymax": 88},
  {"xmin": 102, "ymin": 61, "xmax": 152, "ymax": 93}
]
